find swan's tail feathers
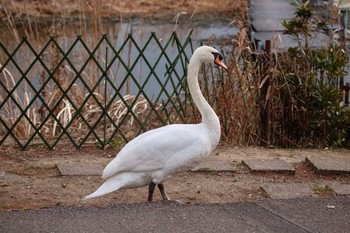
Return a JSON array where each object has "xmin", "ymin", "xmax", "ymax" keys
[
  {"xmin": 84, "ymin": 176, "xmax": 122, "ymax": 200},
  {"xmin": 102, "ymin": 159, "xmax": 120, "ymax": 179}
]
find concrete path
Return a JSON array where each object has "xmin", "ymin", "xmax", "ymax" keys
[
  {"xmin": 242, "ymin": 154, "xmax": 350, "ymax": 198},
  {"xmin": 1, "ymin": 197, "xmax": 349, "ymax": 233},
  {"xmin": 55, "ymin": 151, "xmax": 350, "ymax": 199}
]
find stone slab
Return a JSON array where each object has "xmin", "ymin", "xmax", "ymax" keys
[
  {"xmin": 0, "ymin": 172, "xmax": 27, "ymax": 185},
  {"xmin": 261, "ymin": 183, "xmax": 315, "ymax": 199},
  {"xmin": 305, "ymin": 156, "xmax": 350, "ymax": 175},
  {"xmin": 56, "ymin": 162, "xmax": 103, "ymax": 176},
  {"xmin": 329, "ymin": 184, "xmax": 350, "ymax": 196},
  {"xmin": 242, "ymin": 159, "xmax": 295, "ymax": 174},
  {"xmin": 191, "ymin": 159, "xmax": 235, "ymax": 172}
]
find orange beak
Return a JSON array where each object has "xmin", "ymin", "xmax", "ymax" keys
[{"xmin": 214, "ymin": 56, "xmax": 228, "ymax": 71}]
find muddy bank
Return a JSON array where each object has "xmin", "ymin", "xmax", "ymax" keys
[{"xmin": 0, "ymin": 0, "xmax": 246, "ymax": 25}]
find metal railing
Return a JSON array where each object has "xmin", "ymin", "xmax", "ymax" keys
[{"xmin": 0, "ymin": 31, "xmax": 194, "ymax": 149}]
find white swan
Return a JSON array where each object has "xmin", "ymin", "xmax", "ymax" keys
[{"xmin": 84, "ymin": 46, "xmax": 228, "ymax": 201}]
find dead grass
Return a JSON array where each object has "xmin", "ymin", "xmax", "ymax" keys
[{"xmin": 190, "ymin": 9, "xmax": 261, "ymax": 146}]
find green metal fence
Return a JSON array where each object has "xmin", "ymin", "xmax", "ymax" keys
[{"xmin": 0, "ymin": 32, "xmax": 194, "ymax": 149}]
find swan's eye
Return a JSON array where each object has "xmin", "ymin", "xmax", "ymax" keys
[
  {"xmin": 211, "ymin": 52, "xmax": 223, "ymax": 61},
  {"xmin": 212, "ymin": 52, "xmax": 228, "ymax": 70}
]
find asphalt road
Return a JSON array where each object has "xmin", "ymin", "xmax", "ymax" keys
[{"xmin": 1, "ymin": 197, "xmax": 349, "ymax": 233}]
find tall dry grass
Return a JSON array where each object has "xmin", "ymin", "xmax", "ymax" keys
[
  {"xmin": 195, "ymin": 28, "xmax": 261, "ymax": 146},
  {"xmin": 186, "ymin": 3, "xmax": 262, "ymax": 146}
]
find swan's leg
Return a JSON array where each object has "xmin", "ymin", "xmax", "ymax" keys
[
  {"xmin": 148, "ymin": 182, "xmax": 156, "ymax": 201},
  {"xmin": 158, "ymin": 184, "xmax": 170, "ymax": 201}
]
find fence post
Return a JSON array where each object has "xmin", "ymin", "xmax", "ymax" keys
[
  {"xmin": 261, "ymin": 40, "xmax": 271, "ymax": 147},
  {"xmin": 340, "ymin": 76, "xmax": 344, "ymax": 89},
  {"xmin": 103, "ymin": 46, "xmax": 108, "ymax": 149},
  {"xmin": 345, "ymin": 83, "xmax": 350, "ymax": 105}
]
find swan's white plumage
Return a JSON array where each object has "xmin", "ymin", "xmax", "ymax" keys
[
  {"xmin": 84, "ymin": 46, "xmax": 225, "ymax": 200},
  {"xmin": 103, "ymin": 124, "xmax": 214, "ymax": 179}
]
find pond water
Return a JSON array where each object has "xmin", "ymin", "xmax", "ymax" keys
[{"xmin": 0, "ymin": 20, "xmax": 238, "ymax": 102}]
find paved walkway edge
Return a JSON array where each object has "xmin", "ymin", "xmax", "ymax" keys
[{"xmin": 1, "ymin": 197, "xmax": 349, "ymax": 233}]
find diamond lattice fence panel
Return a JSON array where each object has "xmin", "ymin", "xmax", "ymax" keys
[{"xmin": 0, "ymin": 32, "xmax": 194, "ymax": 149}]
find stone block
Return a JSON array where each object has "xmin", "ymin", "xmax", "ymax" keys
[
  {"xmin": 56, "ymin": 162, "xmax": 103, "ymax": 176},
  {"xmin": 305, "ymin": 156, "xmax": 350, "ymax": 175},
  {"xmin": 191, "ymin": 159, "xmax": 235, "ymax": 172},
  {"xmin": 242, "ymin": 159, "xmax": 295, "ymax": 174},
  {"xmin": 261, "ymin": 183, "xmax": 315, "ymax": 199}
]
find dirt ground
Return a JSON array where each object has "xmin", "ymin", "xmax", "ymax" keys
[{"xmin": 1, "ymin": 145, "xmax": 350, "ymax": 211}]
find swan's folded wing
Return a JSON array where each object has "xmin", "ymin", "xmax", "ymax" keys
[{"xmin": 102, "ymin": 124, "xmax": 210, "ymax": 179}]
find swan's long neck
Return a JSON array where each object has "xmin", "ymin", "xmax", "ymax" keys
[{"xmin": 187, "ymin": 55, "xmax": 221, "ymax": 142}]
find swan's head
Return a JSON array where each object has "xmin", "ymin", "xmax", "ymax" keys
[{"xmin": 194, "ymin": 46, "xmax": 228, "ymax": 70}]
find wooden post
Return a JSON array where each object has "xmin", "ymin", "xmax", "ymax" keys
[
  {"xmin": 340, "ymin": 76, "xmax": 344, "ymax": 89},
  {"xmin": 345, "ymin": 83, "xmax": 350, "ymax": 105},
  {"xmin": 342, "ymin": 10, "xmax": 348, "ymax": 44},
  {"xmin": 262, "ymin": 40, "xmax": 272, "ymax": 147}
]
